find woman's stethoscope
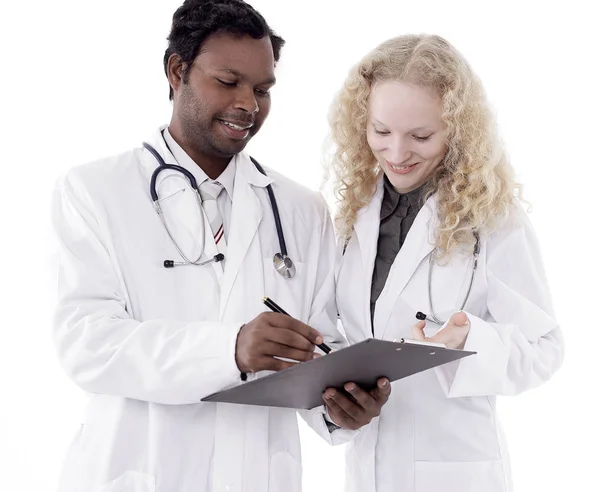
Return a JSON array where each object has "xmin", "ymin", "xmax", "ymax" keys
[
  {"xmin": 416, "ymin": 232, "xmax": 480, "ymax": 325},
  {"xmin": 343, "ymin": 229, "xmax": 480, "ymax": 326},
  {"xmin": 142, "ymin": 138, "xmax": 296, "ymax": 279}
]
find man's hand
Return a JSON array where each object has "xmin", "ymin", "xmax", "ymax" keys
[
  {"xmin": 322, "ymin": 378, "xmax": 391, "ymax": 431},
  {"xmin": 412, "ymin": 311, "xmax": 470, "ymax": 349},
  {"xmin": 235, "ymin": 312, "xmax": 324, "ymax": 373}
]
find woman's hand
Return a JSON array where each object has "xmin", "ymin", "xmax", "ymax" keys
[{"xmin": 412, "ymin": 311, "xmax": 470, "ymax": 349}]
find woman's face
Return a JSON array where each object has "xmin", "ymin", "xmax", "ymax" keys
[{"xmin": 367, "ymin": 80, "xmax": 446, "ymax": 194}]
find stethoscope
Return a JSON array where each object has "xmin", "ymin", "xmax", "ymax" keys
[
  {"xmin": 142, "ymin": 137, "xmax": 296, "ymax": 279},
  {"xmin": 342, "ymin": 229, "xmax": 480, "ymax": 326},
  {"xmin": 416, "ymin": 231, "xmax": 480, "ymax": 325}
]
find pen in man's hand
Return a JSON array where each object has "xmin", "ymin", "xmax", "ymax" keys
[{"xmin": 262, "ymin": 296, "xmax": 332, "ymax": 354}]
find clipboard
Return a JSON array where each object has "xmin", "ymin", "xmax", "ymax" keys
[{"xmin": 201, "ymin": 339, "xmax": 476, "ymax": 409}]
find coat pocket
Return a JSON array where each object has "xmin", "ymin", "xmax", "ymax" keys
[
  {"xmin": 268, "ymin": 451, "xmax": 302, "ymax": 492},
  {"xmin": 415, "ymin": 460, "xmax": 507, "ymax": 492},
  {"xmin": 262, "ymin": 259, "xmax": 307, "ymax": 319},
  {"xmin": 92, "ymin": 471, "xmax": 156, "ymax": 492}
]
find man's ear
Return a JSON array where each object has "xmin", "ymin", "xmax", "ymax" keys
[{"xmin": 167, "ymin": 54, "xmax": 186, "ymax": 94}]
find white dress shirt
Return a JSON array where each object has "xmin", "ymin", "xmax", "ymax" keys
[{"xmin": 163, "ymin": 127, "xmax": 236, "ymax": 242}]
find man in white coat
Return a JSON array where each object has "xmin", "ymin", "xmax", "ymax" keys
[{"xmin": 50, "ymin": 1, "xmax": 391, "ymax": 491}]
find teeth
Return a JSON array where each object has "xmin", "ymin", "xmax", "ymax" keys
[
  {"xmin": 221, "ymin": 121, "xmax": 251, "ymax": 131},
  {"xmin": 390, "ymin": 163, "xmax": 416, "ymax": 170}
]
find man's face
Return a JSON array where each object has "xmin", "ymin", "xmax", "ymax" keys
[{"xmin": 171, "ymin": 32, "xmax": 276, "ymax": 161}]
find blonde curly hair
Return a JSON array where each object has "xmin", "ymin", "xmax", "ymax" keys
[{"xmin": 326, "ymin": 34, "xmax": 522, "ymax": 260}]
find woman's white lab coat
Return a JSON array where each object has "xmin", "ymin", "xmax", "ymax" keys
[
  {"xmin": 51, "ymin": 128, "xmax": 352, "ymax": 492},
  {"xmin": 336, "ymin": 179, "xmax": 564, "ymax": 492}
]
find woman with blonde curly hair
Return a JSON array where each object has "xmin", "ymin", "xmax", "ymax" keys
[{"xmin": 322, "ymin": 34, "xmax": 564, "ymax": 492}]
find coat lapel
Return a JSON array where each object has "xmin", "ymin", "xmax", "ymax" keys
[
  {"xmin": 376, "ymin": 195, "xmax": 439, "ymax": 339},
  {"xmin": 219, "ymin": 153, "xmax": 273, "ymax": 317},
  {"xmin": 352, "ymin": 179, "xmax": 384, "ymax": 336}
]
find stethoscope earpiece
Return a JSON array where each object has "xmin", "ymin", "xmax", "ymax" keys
[{"xmin": 163, "ymin": 254, "xmax": 225, "ymax": 269}]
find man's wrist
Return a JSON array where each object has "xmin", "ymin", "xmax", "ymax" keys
[{"xmin": 323, "ymin": 413, "xmax": 341, "ymax": 432}]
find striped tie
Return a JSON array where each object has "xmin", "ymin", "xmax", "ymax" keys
[{"xmin": 199, "ymin": 180, "xmax": 226, "ymax": 255}]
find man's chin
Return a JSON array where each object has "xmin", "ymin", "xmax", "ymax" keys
[{"xmin": 215, "ymin": 136, "xmax": 253, "ymax": 156}]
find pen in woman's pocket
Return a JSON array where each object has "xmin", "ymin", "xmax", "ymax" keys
[{"xmin": 262, "ymin": 296, "xmax": 332, "ymax": 354}]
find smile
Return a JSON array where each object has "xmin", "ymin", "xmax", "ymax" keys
[
  {"xmin": 386, "ymin": 160, "xmax": 420, "ymax": 174},
  {"xmin": 219, "ymin": 120, "xmax": 253, "ymax": 131}
]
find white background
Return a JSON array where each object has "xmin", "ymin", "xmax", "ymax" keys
[{"xmin": 0, "ymin": 1, "xmax": 597, "ymax": 490}]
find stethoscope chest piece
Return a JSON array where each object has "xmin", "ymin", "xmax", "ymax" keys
[{"xmin": 273, "ymin": 253, "xmax": 296, "ymax": 278}]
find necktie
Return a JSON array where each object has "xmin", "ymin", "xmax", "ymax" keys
[{"xmin": 199, "ymin": 180, "xmax": 226, "ymax": 256}]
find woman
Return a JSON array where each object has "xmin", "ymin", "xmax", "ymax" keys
[{"xmin": 326, "ymin": 34, "xmax": 564, "ymax": 492}]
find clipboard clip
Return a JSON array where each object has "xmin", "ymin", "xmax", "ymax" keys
[{"xmin": 393, "ymin": 338, "xmax": 447, "ymax": 348}]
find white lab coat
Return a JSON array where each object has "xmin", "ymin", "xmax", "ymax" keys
[
  {"xmin": 50, "ymin": 128, "xmax": 353, "ymax": 492},
  {"xmin": 336, "ymin": 179, "xmax": 564, "ymax": 492}
]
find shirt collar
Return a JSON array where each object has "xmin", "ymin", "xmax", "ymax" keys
[
  {"xmin": 381, "ymin": 174, "xmax": 401, "ymax": 220},
  {"xmin": 163, "ymin": 127, "xmax": 236, "ymax": 200},
  {"xmin": 406, "ymin": 182, "xmax": 426, "ymax": 211},
  {"xmin": 381, "ymin": 174, "xmax": 427, "ymax": 220}
]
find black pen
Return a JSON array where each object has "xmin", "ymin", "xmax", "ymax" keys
[{"xmin": 262, "ymin": 296, "xmax": 332, "ymax": 354}]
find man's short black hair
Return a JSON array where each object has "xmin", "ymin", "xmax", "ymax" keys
[{"xmin": 164, "ymin": 0, "xmax": 285, "ymax": 100}]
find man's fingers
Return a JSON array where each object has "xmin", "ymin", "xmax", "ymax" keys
[
  {"xmin": 325, "ymin": 389, "xmax": 363, "ymax": 421},
  {"xmin": 269, "ymin": 314, "xmax": 324, "ymax": 346},
  {"xmin": 288, "ymin": 318, "xmax": 324, "ymax": 346},
  {"xmin": 322, "ymin": 380, "xmax": 391, "ymax": 431},
  {"xmin": 370, "ymin": 378, "xmax": 391, "ymax": 402},
  {"xmin": 322, "ymin": 390, "xmax": 357, "ymax": 428},
  {"xmin": 266, "ymin": 328, "xmax": 315, "ymax": 353},
  {"xmin": 262, "ymin": 341, "xmax": 317, "ymax": 363},
  {"xmin": 322, "ymin": 397, "xmax": 347, "ymax": 428},
  {"xmin": 412, "ymin": 320, "xmax": 427, "ymax": 340},
  {"xmin": 261, "ymin": 356, "xmax": 298, "ymax": 372},
  {"xmin": 238, "ymin": 313, "xmax": 323, "ymax": 373},
  {"xmin": 342, "ymin": 382, "xmax": 378, "ymax": 412}
]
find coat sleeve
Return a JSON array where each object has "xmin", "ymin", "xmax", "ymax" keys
[
  {"xmin": 51, "ymin": 172, "xmax": 245, "ymax": 405},
  {"xmin": 434, "ymin": 208, "xmax": 565, "ymax": 398},
  {"xmin": 296, "ymin": 196, "xmax": 360, "ymax": 445}
]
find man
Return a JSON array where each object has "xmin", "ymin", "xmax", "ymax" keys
[{"xmin": 51, "ymin": 1, "xmax": 390, "ymax": 491}]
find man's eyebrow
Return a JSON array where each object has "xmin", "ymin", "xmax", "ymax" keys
[{"xmin": 217, "ymin": 68, "xmax": 276, "ymax": 85}]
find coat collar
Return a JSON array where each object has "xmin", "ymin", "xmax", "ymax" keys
[{"xmin": 142, "ymin": 125, "xmax": 274, "ymax": 192}]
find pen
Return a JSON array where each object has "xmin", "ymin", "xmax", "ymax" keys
[{"xmin": 262, "ymin": 296, "xmax": 332, "ymax": 354}]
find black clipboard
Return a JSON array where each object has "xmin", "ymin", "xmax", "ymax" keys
[{"xmin": 201, "ymin": 339, "xmax": 476, "ymax": 409}]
